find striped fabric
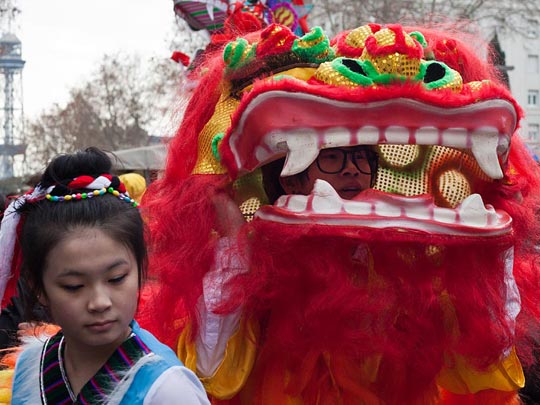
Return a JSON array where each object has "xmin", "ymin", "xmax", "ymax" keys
[
  {"xmin": 173, "ymin": 0, "xmax": 228, "ymax": 32},
  {"xmin": 39, "ymin": 331, "xmax": 151, "ymax": 404}
]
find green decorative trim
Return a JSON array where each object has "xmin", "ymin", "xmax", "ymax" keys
[
  {"xmin": 212, "ymin": 132, "xmax": 225, "ymax": 162},
  {"xmin": 416, "ymin": 61, "xmax": 457, "ymax": 90},
  {"xmin": 409, "ymin": 31, "xmax": 427, "ymax": 48},
  {"xmin": 332, "ymin": 58, "xmax": 373, "ymax": 86},
  {"xmin": 292, "ymin": 26, "xmax": 335, "ymax": 63},
  {"xmin": 360, "ymin": 60, "xmax": 407, "ymax": 85},
  {"xmin": 223, "ymin": 38, "xmax": 256, "ymax": 69},
  {"xmin": 415, "ymin": 62, "xmax": 428, "ymax": 81}
]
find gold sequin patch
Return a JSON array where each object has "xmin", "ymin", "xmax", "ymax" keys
[
  {"xmin": 344, "ymin": 25, "xmax": 375, "ymax": 51},
  {"xmin": 363, "ymin": 51, "xmax": 421, "ymax": 77},
  {"xmin": 314, "ymin": 62, "xmax": 359, "ymax": 87},
  {"xmin": 193, "ymin": 91, "xmax": 239, "ymax": 175}
]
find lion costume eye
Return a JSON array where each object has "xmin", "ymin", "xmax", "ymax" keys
[
  {"xmin": 314, "ymin": 58, "xmax": 374, "ymax": 87},
  {"xmin": 418, "ymin": 61, "xmax": 463, "ymax": 91},
  {"xmin": 314, "ymin": 57, "xmax": 463, "ymax": 92},
  {"xmin": 333, "ymin": 58, "xmax": 374, "ymax": 86}
]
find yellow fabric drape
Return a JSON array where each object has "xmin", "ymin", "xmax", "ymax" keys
[
  {"xmin": 178, "ymin": 316, "xmax": 259, "ymax": 399},
  {"xmin": 437, "ymin": 347, "xmax": 524, "ymax": 394}
]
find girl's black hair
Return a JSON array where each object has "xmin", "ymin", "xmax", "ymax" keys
[{"xmin": 19, "ymin": 147, "xmax": 147, "ymax": 321}]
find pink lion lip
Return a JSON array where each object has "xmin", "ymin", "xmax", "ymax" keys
[
  {"xmin": 225, "ymin": 91, "xmax": 517, "ymax": 178},
  {"xmin": 222, "ymin": 88, "xmax": 517, "ymax": 237},
  {"xmin": 255, "ymin": 182, "xmax": 512, "ymax": 237}
]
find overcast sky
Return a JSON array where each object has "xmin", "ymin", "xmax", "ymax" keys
[{"xmin": 14, "ymin": 0, "xmax": 176, "ymax": 118}]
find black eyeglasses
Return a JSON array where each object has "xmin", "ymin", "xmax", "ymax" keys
[{"xmin": 316, "ymin": 146, "xmax": 379, "ymax": 176}]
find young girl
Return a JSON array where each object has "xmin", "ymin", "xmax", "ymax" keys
[{"xmin": 0, "ymin": 147, "xmax": 210, "ymax": 404}]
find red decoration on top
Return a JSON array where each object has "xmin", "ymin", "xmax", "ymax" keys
[
  {"xmin": 430, "ymin": 39, "xmax": 461, "ymax": 73},
  {"xmin": 364, "ymin": 24, "xmax": 423, "ymax": 59},
  {"xmin": 256, "ymin": 23, "xmax": 296, "ymax": 57},
  {"xmin": 367, "ymin": 23, "xmax": 382, "ymax": 33},
  {"xmin": 208, "ymin": 3, "xmax": 264, "ymax": 51},
  {"xmin": 332, "ymin": 23, "xmax": 382, "ymax": 58}
]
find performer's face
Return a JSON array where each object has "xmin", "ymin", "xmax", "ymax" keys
[
  {"xmin": 280, "ymin": 146, "xmax": 377, "ymax": 200},
  {"xmin": 39, "ymin": 227, "xmax": 138, "ymax": 353}
]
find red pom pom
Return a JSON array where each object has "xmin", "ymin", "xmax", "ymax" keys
[
  {"xmin": 256, "ymin": 24, "xmax": 296, "ymax": 58},
  {"xmin": 68, "ymin": 175, "xmax": 94, "ymax": 189},
  {"xmin": 171, "ymin": 51, "xmax": 191, "ymax": 67},
  {"xmin": 224, "ymin": 3, "xmax": 263, "ymax": 35}
]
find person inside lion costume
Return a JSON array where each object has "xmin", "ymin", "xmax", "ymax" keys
[{"xmin": 140, "ymin": 5, "xmax": 540, "ymax": 404}]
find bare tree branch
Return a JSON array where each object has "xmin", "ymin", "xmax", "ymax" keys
[
  {"xmin": 309, "ymin": 0, "xmax": 540, "ymax": 37},
  {"xmin": 22, "ymin": 53, "xmax": 185, "ymax": 172}
]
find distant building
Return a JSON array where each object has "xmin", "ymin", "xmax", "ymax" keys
[{"xmin": 498, "ymin": 19, "xmax": 540, "ymax": 160}]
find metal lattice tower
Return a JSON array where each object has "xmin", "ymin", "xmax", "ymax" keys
[{"xmin": 0, "ymin": 32, "xmax": 25, "ymax": 179}]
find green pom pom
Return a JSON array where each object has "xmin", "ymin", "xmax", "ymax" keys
[
  {"xmin": 409, "ymin": 31, "xmax": 427, "ymax": 48},
  {"xmin": 223, "ymin": 38, "xmax": 256, "ymax": 69},
  {"xmin": 212, "ymin": 133, "xmax": 225, "ymax": 162},
  {"xmin": 292, "ymin": 26, "xmax": 335, "ymax": 63}
]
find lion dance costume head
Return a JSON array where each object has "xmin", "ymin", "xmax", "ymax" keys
[{"xmin": 140, "ymin": 6, "xmax": 540, "ymax": 403}]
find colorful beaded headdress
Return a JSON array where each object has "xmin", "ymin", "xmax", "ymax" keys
[
  {"xmin": 45, "ymin": 174, "xmax": 138, "ymax": 208},
  {"xmin": 0, "ymin": 173, "xmax": 137, "ymax": 305}
]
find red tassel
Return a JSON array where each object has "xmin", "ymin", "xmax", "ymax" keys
[{"xmin": 171, "ymin": 51, "xmax": 191, "ymax": 67}]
